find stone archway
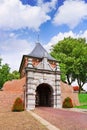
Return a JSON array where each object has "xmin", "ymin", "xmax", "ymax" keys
[{"xmin": 35, "ymin": 83, "xmax": 53, "ymax": 107}]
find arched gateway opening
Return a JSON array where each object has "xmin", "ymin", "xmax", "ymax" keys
[{"xmin": 36, "ymin": 83, "xmax": 53, "ymax": 107}]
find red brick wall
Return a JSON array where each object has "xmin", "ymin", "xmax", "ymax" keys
[
  {"xmin": 60, "ymin": 82, "xmax": 80, "ymax": 106},
  {"xmin": 0, "ymin": 91, "xmax": 24, "ymax": 112},
  {"xmin": 3, "ymin": 77, "xmax": 25, "ymax": 92},
  {"xmin": 0, "ymin": 78, "xmax": 79, "ymax": 112},
  {"xmin": 0, "ymin": 77, "xmax": 25, "ymax": 112}
]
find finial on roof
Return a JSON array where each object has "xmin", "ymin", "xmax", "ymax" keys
[{"xmin": 37, "ymin": 33, "xmax": 40, "ymax": 43}]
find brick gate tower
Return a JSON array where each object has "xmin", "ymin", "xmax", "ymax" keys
[{"xmin": 20, "ymin": 43, "xmax": 61, "ymax": 110}]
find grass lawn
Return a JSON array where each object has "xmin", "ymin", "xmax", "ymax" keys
[
  {"xmin": 75, "ymin": 93, "xmax": 87, "ymax": 109},
  {"xmin": 75, "ymin": 105, "xmax": 87, "ymax": 109},
  {"xmin": 78, "ymin": 93, "xmax": 87, "ymax": 104}
]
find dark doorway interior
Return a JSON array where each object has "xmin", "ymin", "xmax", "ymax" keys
[{"xmin": 36, "ymin": 83, "xmax": 53, "ymax": 107}]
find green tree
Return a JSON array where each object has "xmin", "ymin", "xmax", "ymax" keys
[
  {"xmin": 0, "ymin": 64, "xmax": 10, "ymax": 88},
  {"xmin": 51, "ymin": 37, "xmax": 87, "ymax": 93},
  {"xmin": 8, "ymin": 70, "xmax": 20, "ymax": 81},
  {"xmin": 0, "ymin": 59, "xmax": 20, "ymax": 89},
  {"xmin": 72, "ymin": 44, "xmax": 87, "ymax": 93}
]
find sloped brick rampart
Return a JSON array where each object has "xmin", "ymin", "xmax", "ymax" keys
[
  {"xmin": 60, "ymin": 82, "xmax": 80, "ymax": 106},
  {"xmin": 0, "ymin": 91, "xmax": 23, "ymax": 112},
  {"xmin": 0, "ymin": 78, "xmax": 25, "ymax": 112},
  {"xmin": 3, "ymin": 77, "xmax": 25, "ymax": 92}
]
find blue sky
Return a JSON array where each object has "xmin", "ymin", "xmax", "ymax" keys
[{"xmin": 1, "ymin": 0, "xmax": 87, "ymax": 71}]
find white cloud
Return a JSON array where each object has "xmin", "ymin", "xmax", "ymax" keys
[
  {"xmin": 37, "ymin": 0, "xmax": 43, "ymax": 5},
  {"xmin": 9, "ymin": 33, "xmax": 15, "ymax": 38},
  {"xmin": 0, "ymin": 37, "xmax": 33, "ymax": 71},
  {"xmin": 53, "ymin": 0, "xmax": 87, "ymax": 29},
  {"xmin": 0, "ymin": 0, "xmax": 58, "ymax": 71},
  {"xmin": 40, "ymin": 0, "xmax": 57, "ymax": 12},
  {"xmin": 45, "ymin": 30, "xmax": 87, "ymax": 51},
  {"xmin": 0, "ymin": 0, "xmax": 57, "ymax": 31}
]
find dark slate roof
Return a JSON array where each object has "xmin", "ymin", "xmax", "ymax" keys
[{"xmin": 28, "ymin": 43, "xmax": 56, "ymax": 61}]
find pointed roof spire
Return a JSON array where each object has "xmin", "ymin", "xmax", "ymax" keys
[
  {"xmin": 28, "ymin": 43, "xmax": 56, "ymax": 61},
  {"xmin": 37, "ymin": 33, "xmax": 40, "ymax": 43}
]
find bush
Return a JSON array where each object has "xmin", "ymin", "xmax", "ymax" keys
[
  {"xmin": 12, "ymin": 97, "xmax": 24, "ymax": 112},
  {"xmin": 62, "ymin": 97, "xmax": 73, "ymax": 108}
]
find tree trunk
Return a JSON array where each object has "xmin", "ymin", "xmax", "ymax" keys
[
  {"xmin": 78, "ymin": 87, "xmax": 81, "ymax": 93},
  {"xmin": 66, "ymin": 75, "xmax": 71, "ymax": 85},
  {"xmin": 77, "ymin": 79, "xmax": 82, "ymax": 93}
]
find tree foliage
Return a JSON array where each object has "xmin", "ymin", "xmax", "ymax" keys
[
  {"xmin": 51, "ymin": 37, "xmax": 87, "ymax": 93},
  {"xmin": 0, "ymin": 64, "xmax": 10, "ymax": 88},
  {"xmin": 0, "ymin": 58, "xmax": 20, "ymax": 89}
]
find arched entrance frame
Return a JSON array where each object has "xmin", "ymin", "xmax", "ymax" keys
[
  {"xmin": 25, "ymin": 60, "xmax": 61, "ymax": 110},
  {"xmin": 35, "ymin": 83, "xmax": 54, "ymax": 107}
]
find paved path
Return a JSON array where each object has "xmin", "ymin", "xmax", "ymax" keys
[
  {"xmin": 34, "ymin": 107, "xmax": 87, "ymax": 130},
  {"xmin": 29, "ymin": 110, "xmax": 60, "ymax": 130}
]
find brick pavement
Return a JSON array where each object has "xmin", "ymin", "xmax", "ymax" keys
[
  {"xmin": 29, "ymin": 110, "xmax": 60, "ymax": 130},
  {"xmin": 34, "ymin": 107, "xmax": 87, "ymax": 130}
]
